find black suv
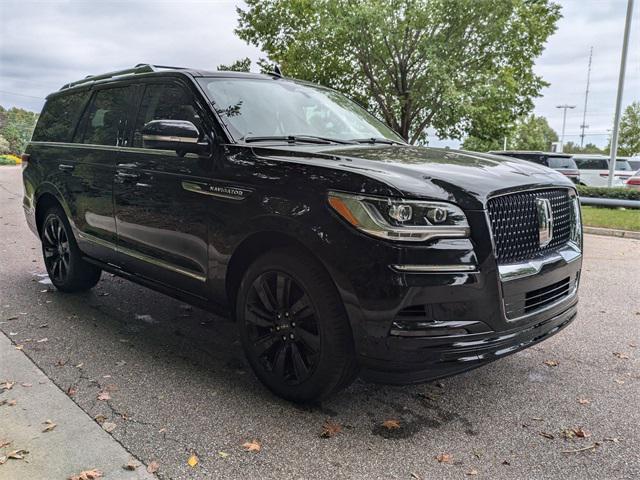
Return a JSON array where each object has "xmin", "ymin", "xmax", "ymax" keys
[
  {"xmin": 23, "ymin": 64, "xmax": 583, "ymax": 402},
  {"xmin": 489, "ymin": 150, "xmax": 581, "ymax": 184}
]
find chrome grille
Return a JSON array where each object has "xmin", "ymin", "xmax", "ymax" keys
[{"xmin": 487, "ymin": 189, "xmax": 572, "ymax": 264}]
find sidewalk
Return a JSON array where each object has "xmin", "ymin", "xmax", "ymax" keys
[{"xmin": 0, "ymin": 332, "xmax": 154, "ymax": 480}]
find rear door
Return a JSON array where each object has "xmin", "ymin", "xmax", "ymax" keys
[
  {"xmin": 64, "ymin": 85, "xmax": 134, "ymax": 263},
  {"xmin": 113, "ymin": 79, "xmax": 214, "ymax": 298}
]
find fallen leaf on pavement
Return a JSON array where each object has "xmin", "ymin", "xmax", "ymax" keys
[
  {"xmin": 466, "ymin": 469, "xmax": 479, "ymax": 476},
  {"xmin": 242, "ymin": 440, "xmax": 261, "ymax": 452},
  {"xmin": 577, "ymin": 398, "xmax": 590, "ymax": 405},
  {"xmin": 102, "ymin": 422, "xmax": 117, "ymax": 433},
  {"xmin": 320, "ymin": 421, "xmax": 342, "ymax": 438},
  {"xmin": 97, "ymin": 391, "xmax": 111, "ymax": 401},
  {"xmin": 42, "ymin": 420, "xmax": 57, "ymax": 432},
  {"xmin": 39, "ymin": 323, "xmax": 48, "ymax": 328},
  {"xmin": 21, "ymin": 383, "xmax": 32, "ymax": 388},
  {"xmin": 574, "ymin": 428, "xmax": 590, "ymax": 438},
  {"xmin": 67, "ymin": 386, "xmax": 77, "ymax": 396},
  {"xmin": 36, "ymin": 337, "xmax": 48, "ymax": 343},
  {"xmin": 543, "ymin": 360, "xmax": 559, "ymax": 367},
  {"xmin": 629, "ymin": 342, "xmax": 637, "ymax": 348},
  {"xmin": 94, "ymin": 415, "xmax": 107, "ymax": 424},
  {"xmin": 55, "ymin": 359, "xmax": 67, "ymax": 367},
  {"xmin": 8, "ymin": 449, "xmax": 29, "ymax": 460},
  {"xmin": 562, "ymin": 442, "xmax": 600, "ymax": 454},
  {"xmin": 436, "ymin": 453, "xmax": 453, "ymax": 463},
  {"xmin": 7, "ymin": 400, "xmax": 16, "ymax": 407},
  {"xmin": 147, "ymin": 461, "xmax": 159, "ymax": 473},
  {"xmin": 410, "ymin": 473, "xmax": 422, "ymax": 480},
  {"xmin": 0, "ymin": 440, "xmax": 11, "ymax": 448},
  {"xmin": 539, "ymin": 431, "xmax": 555, "ymax": 439},
  {"xmin": 614, "ymin": 379, "xmax": 625, "ymax": 385},
  {"xmin": 0, "ymin": 381, "xmax": 15, "ymax": 391},
  {"xmin": 123, "ymin": 459, "xmax": 139, "ymax": 470},
  {"xmin": 75, "ymin": 363, "xmax": 84, "ymax": 368},
  {"xmin": 187, "ymin": 454, "xmax": 199, "ymax": 467},
  {"xmin": 0, "ymin": 456, "xmax": 6, "ymax": 465},
  {"xmin": 613, "ymin": 352, "xmax": 630, "ymax": 359},
  {"xmin": 218, "ymin": 451, "xmax": 229, "ymax": 458},
  {"xmin": 68, "ymin": 468, "xmax": 102, "ymax": 480},
  {"xmin": 382, "ymin": 419, "xmax": 401, "ymax": 430},
  {"xmin": 15, "ymin": 345, "xmax": 23, "ymax": 351}
]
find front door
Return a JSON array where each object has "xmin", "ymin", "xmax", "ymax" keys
[{"xmin": 113, "ymin": 80, "xmax": 214, "ymax": 298}]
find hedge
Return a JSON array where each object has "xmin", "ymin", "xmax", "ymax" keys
[
  {"xmin": 0, "ymin": 154, "xmax": 22, "ymax": 165},
  {"xmin": 577, "ymin": 185, "xmax": 640, "ymax": 201}
]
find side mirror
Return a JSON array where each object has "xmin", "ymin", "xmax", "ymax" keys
[{"xmin": 141, "ymin": 120, "xmax": 210, "ymax": 156}]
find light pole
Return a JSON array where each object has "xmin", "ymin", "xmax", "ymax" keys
[
  {"xmin": 607, "ymin": 0, "xmax": 634, "ymax": 187},
  {"xmin": 556, "ymin": 104, "xmax": 576, "ymax": 152}
]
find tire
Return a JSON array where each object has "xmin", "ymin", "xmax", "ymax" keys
[
  {"xmin": 236, "ymin": 248, "xmax": 358, "ymax": 402},
  {"xmin": 41, "ymin": 205, "xmax": 101, "ymax": 293}
]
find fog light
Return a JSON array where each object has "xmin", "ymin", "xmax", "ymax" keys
[
  {"xmin": 427, "ymin": 207, "xmax": 448, "ymax": 224},
  {"xmin": 389, "ymin": 204, "xmax": 413, "ymax": 222}
]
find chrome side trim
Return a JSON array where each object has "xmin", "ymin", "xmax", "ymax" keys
[
  {"xmin": 77, "ymin": 232, "xmax": 206, "ymax": 282},
  {"xmin": 143, "ymin": 134, "xmax": 198, "ymax": 144},
  {"xmin": 391, "ymin": 264, "xmax": 477, "ymax": 273},
  {"xmin": 498, "ymin": 242, "xmax": 581, "ymax": 282},
  {"xmin": 28, "ymin": 141, "xmax": 198, "ymax": 157}
]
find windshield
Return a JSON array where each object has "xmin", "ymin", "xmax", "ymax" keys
[
  {"xmin": 197, "ymin": 77, "xmax": 404, "ymax": 143},
  {"xmin": 548, "ymin": 157, "xmax": 577, "ymax": 169}
]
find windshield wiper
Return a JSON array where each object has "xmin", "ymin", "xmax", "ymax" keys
[
  {"xmin": 242, "ymin": 135, "xmax": 356, "ymax": 145},
  {"xmin": 351, "ymin": 137, "xmax": 405, "ymax": 145}
]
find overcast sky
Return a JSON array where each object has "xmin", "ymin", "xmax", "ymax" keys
[{"xmin": 0, "ymin": 0, "xmax": 638, "ymax": 148}]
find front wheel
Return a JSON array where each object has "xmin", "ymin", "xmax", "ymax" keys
[
  {"xmin": 236, "ymin": 249, "xmax": 358, "ymax": 402},
  {"xmin": 41, "ymin": 206, "xmax": 101, "ymax": 292}
]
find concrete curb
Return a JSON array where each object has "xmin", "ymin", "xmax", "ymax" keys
[{"xmin": 584, "ymin": 226, "xmax": 640, "ymax": 240}]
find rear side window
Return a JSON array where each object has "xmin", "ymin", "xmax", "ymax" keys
[
  {"xmin": 575, "ymin": 158, "xmax": 608, "ymax": 170},
  {"xmin": 80, "ymin": 87, "xmax": 131, "ymax": 146},
  {"xmin": 132, "ymin": 83, "xmax": 202, "ymax": 147},
  {"xmin": 547, "ymin": 157, "xmax": 576, "ymax": 169},
  {"xmin": 31, "ymin": 92, "xmax": 87, "ymax": 142}
]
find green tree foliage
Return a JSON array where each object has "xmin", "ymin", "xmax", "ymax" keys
[
  {"xmin": 0, "ymin": 134, "xmax": 10, "ymax": 154},
  {"xmin": 0, "ymin": 105, "xmax": 39, "ymax": 154},
  {"xmin": 236, "ymin": 0, "xmax": 561, "ymax": 144},
  {"xmin": 617, "ymin": 101, "xmax": 640, "ymax": 156},
  {"xmin": 562, "ymin": 141, "xmax": 604, "ymax": 154},
  {"xmin": 217, "ymin": 57, "xmax": 252, "ymax": 72},
  {"xmin": 463, "ymin": 115, "xmax": 558, "ymax": 152}
]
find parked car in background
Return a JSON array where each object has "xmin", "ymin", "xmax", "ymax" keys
[
  {"xmin": 626, "ymin": 169, "xmax": 640, "ymax": 191},
  {"xmin": 572, "ymin": 155, "xmax": 634, "ymax": 187},
  {"xmin": 628, "ymin": 157, "xmax": 640, "ymax": 171},
  {"xmin": 488, "ymin": 151, "xmax": 580, "ymax": 184}
]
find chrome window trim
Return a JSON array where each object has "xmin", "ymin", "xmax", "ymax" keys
[
  {"xmin": 498, "ymin": 242, "xmax": 581, "ymax": 282},
  {"xmin": 391, "ymin": 264, "xmax": 477, "ymax": 273},
  {"xmin": 28, "ymin": 140, "xmax": 196, "ymax": 157},
  {"xmin": 77, "ymin": 232, "xmax": 206, "ymax": 282}
]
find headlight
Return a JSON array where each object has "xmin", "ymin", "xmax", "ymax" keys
[
  {"xmin": 569, "ymin": 190, "xmax": 582, "ymax": 249},
  {"xmin": 327, "ymin": 191, "xmax": 469, "ymax": 242}
]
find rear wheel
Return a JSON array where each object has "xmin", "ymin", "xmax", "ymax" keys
[
  {"xmin": 41, "ymin": 206, "xmax": 101, "ymax": 292},
  {"xmin": 236, "ymin": 249, "xmax": 358, "ymax": 402}
]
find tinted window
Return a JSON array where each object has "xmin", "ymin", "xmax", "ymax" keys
[
  {"xmin": 81, "ymin": 87, "xmax": 131, "ymax": 146},
  {"xmin": 547, "ymin": 157, "xmax": 577, "ymax": 169},
  {"xmin": 575, "ymin": 158, "xmax": 608, "ymax": 170},
  {"xmin": 133, "ymin": 83, "xmax": 202, "ymax": 147},
  {"xmin": 615, "ymin": 160, "xmax": 632, "ymax": 171},
  {"xmin": 31, "ymin": 92, "xmax": 88, "ymax": 142}
]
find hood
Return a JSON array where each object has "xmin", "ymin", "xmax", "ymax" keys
[{"xmin": 251, "ymin": 144, "xmax": 574, "ymax": 210}]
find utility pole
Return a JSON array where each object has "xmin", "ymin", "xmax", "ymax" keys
[
  {"xmin": 608, "ymin": 0, "xmax": 634, "ymax": 187},
  {"xmin": 580, "ymin": 47, "xmax": 593, "ymax": 147},
  {"xmin": 556, "ymin": 104, "xmax": 576, "ymax": 153}
]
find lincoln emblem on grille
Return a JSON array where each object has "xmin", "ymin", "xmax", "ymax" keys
[{"xmin": 536, "ymin": 198, "xmax": 554, "ymax": 247}]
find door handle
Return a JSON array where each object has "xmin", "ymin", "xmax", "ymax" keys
[{"xmin": 58, "ymin": 164, "xmax": 75, "ymax": 172}]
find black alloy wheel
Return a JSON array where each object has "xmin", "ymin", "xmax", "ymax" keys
[
  {"xmin": 237, "ymin": 249, "xmax": 358, "ymax": 402},
  {"xmin": 42, "ymin": 215, "xmax": 71, "ymax": 283},
  {"xmin": 245, "ymin": 271, "xmax": 321, "ymax": 385}
]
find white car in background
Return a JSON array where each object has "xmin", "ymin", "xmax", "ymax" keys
[{"xmin": 572, "ymin": 154, "xmax": 634, "ymax": 187}]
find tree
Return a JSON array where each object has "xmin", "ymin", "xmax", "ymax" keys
[
  {"xmin": 236, "ymin": 0, "xmax": 561, "ymax": 144},
  {"xmin": 217, "ymin": 57, "xmax": 252, "ymax": 72},
  {"xmin": 562, "ymin": 141, "xmax": 604, "ymax": 154},
  {"xmin": 0, "ymin": 106, "xmax": 39, "ymax": 154},
  {"xmin": 462, "ymin": 115, "xmax": 557, "ymax": 152},
  {"xmin": 617, "ymin": 101, "xmax": 640, "ymax": 156},
  {"xmin": 0, "ymin": 134, "xmax": 10, "ymax": 154}
]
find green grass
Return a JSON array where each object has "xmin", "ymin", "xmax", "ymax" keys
[{"xmin": 581, "ymin": 206, "xmax": 640, "ymax": 232}]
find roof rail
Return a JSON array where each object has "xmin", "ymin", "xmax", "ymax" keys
[{"xmin": 59, "ymin": 63, "xmax": 188, "ymax": 90}]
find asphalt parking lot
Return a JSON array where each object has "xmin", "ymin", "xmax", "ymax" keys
[{"xmin": 1, "ymin": 165, "xmax": 639, "ymax": 479}]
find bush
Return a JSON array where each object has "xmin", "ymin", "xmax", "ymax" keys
[
  {"xmin": 577, "ymin": 185, "xmax": 640, "ymax": 201},
  {"xmin": 0, "ymin": 154, "xmax": 22, "ymax": 165}
]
